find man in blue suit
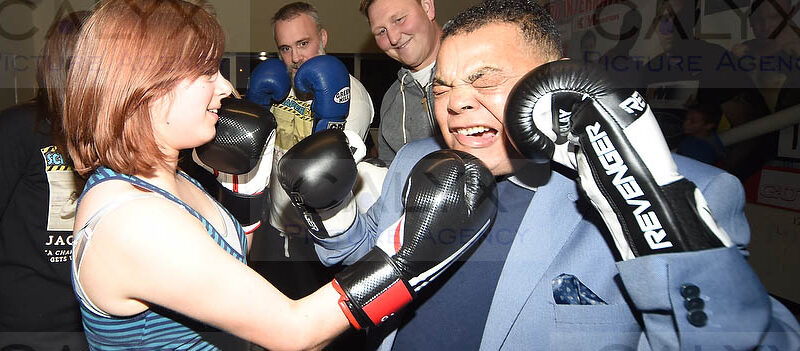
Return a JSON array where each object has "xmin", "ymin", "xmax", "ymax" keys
[{"xmin": 312, "ymin": 0, "xmax": 800, "ymax": 349}]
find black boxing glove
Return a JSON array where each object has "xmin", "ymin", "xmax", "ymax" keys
[
  {"xmin": 331, "ymin": 150, "xmax": 497, "ymax": 330},
  {"xmin": 193, "ymin": 97, "xmax": 277, "ymax": 231},
  {"xmin": 505, "ymin": 60, "xmax": 733, "ymax": 260},
  {"xmin": 276, "ymin": 129, "xmax": 363, "ymax": 240}
]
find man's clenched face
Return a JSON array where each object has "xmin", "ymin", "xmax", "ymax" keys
[{"xmin": 433, "ymin": 23, "xmax": 550, "ymax": 176}]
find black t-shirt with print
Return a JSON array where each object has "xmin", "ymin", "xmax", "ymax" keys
[{"xmin": 0, "ymin": 101, "xmax": 86, "ymax": 348}]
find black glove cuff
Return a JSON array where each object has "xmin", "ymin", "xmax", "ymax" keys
[
  {"xmin": 217, "ymin": 185, "xmax": 268, "ymax": 228},
  {"xmin": 287, "ymin": 193, "xmax": 331, "ymax": 240},
  {"xmin": 333, "ymin": 249, "xmax": 413, "ymax": 329},
  {"xmin": 660, "ymin": 179, "xmax": 725, "ymax": 251}
]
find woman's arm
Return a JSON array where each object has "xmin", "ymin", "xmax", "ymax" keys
[{"xmin": 77, "ymin": 194, "xmax": 348, "ymax": 351}]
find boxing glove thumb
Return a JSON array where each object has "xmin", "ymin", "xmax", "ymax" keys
[{"xmin": 247, "ymin": 58, "xmax": 291, "ymax": 108}]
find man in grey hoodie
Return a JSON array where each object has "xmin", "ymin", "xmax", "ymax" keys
[{"xmin": 360, "ymin": 0, "xmax": 443, "ymax": 164}]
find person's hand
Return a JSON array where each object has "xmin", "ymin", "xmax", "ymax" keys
[
  {"xmin": 294, "ymin": 55, "xmax": 351, "ymax": 133},
  {"xmin": 505, "ymin": 60, "xmax": 733, "ymax": 260},
  {"xmin": 193, "ymin": 98, "xmax": 276, "ymax": 231},
  {"xmin": 332, "ymin": 149, "xmax": 497, "ymax": 329}
]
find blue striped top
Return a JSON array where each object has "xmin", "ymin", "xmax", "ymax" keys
[{"xmin": 71, "ymin": 167, "xmax": 247, "ymax": 350}]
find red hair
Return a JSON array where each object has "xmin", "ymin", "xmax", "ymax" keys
[{"xmin": 64, "ymin": 0, "xmax": 225, "ymax": 176}]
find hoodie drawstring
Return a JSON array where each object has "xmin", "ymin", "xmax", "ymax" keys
[{"xmin": 400, "ymin": 72, "xmax": 408, "ymax": 144}]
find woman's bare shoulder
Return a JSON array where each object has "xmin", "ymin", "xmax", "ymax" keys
[{"xmin": 75, "ymin": 179, "xmax": 195, "ymax": 235}]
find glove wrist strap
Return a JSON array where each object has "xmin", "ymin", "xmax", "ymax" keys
[
  {"xmin": 332, "ymin": 249, "xmax": 413, "ymax": 330},
  {"xmin": 217, "ymin": 185, "xmax": 268, "ymax": 228},
  {"xmin": 288, "ymin": 193, "xmax": 331, "ymax": 240},
  {"xmin": 659, "ymin": 179, "xmax": 726, "ymax": 251}
]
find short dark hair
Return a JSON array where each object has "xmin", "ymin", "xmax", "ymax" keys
[
  {"xmin": 272, "ymin": 1, "xmax": 322, "ymax": 30},
  {"xmin": 442, "ymin": 0, "xmax": 562, "ymax": 60},
  {"xmin": 687, "ymin": 103, "xmax": 723, "ymax": 127}
]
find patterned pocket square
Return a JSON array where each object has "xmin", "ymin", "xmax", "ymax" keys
[{"xmin": 552, "ymin": 273, "xmax": 607, "ymax": 305}]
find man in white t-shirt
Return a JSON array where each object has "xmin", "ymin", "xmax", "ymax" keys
[{"xmin": 249, "ymin": 1, "xmax": 376, "ymax": 300}]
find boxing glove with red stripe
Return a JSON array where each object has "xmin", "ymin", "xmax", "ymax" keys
[{"xmin": 332, "ymin": 149, "xmax": 497, "ymax": 329}]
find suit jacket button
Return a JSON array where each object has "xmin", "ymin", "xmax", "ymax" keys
[
  {"xmin": 684, "ymin": 297, "xmax": 705, "ymax": 311},
  {"xmin": 680, "ymin": 284, "xmax": 700, "ymax": 299},
  {"xmin": 688, "ymin": 310, "xmax": 708, "ymax": 327}
]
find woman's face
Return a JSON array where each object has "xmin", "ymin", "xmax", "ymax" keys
[{"xmin": 152, "ymin": 71, "xmax": 232, "ymax": 153}]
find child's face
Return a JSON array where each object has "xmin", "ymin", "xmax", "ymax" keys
[{"xmin": 683, "ymin": 110, "xmax": 714, "ymax": 136}]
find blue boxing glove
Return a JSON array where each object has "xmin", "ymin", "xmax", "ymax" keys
[
  {"xmin": 294, "ymin": 55, "xmax": 351, "ymax": 133},
  {"xmin": 247, "ymin": 58, "xmax": 291, "ymax": 108}
]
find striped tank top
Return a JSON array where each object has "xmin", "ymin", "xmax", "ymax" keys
[{"xmin": 71, "ymin": 167, "xmax": 247, "ymax": 350}]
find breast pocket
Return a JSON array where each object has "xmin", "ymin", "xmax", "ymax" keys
[
  {"xmin": 553, "ymin": 303, "xmax": 637, "ymax": 325},
  {"xmin": 552, "ymin": 303, "xmax": 642, "ymax": 350}
]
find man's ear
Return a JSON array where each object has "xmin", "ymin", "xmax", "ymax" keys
[
  {"xmin": 422, "ymin": 0, "xmax": 436, "ymax": 21},
  {"xmin": 320, "ymin": 28, "xmax": 328, "ymax": 49}
]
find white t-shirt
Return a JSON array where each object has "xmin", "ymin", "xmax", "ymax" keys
[{"xmin": 410, "ymin": 62, "xmax": 435, "ymax": 88}]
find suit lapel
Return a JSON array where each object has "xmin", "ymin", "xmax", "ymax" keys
[{"xmin": 481, "ymin": 170, "xmax": 584, "ymax": 350}]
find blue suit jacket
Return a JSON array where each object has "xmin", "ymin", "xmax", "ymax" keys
[{"xmin": 316, "ymin": 138, "xmax": 800, "ymax": 350}]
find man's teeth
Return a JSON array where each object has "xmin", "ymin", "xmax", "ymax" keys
[
  {"xmin": 456, "ymin": 126, "xmax": 490, "ymax": 136},
  {"xmin": 208, "ymin": 109, "xmax": 218, "ymax": 113}
]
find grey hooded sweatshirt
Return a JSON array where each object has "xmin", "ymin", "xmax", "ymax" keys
[{"xmin": 377, "ymin": 65, "xmax": 442, "ymax": 164}]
